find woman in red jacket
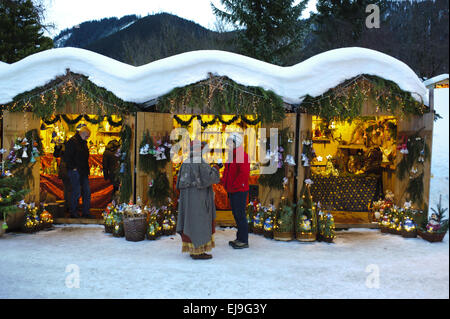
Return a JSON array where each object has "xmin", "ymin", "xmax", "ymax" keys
[{"xmin": 221, "ymin": 132, "xmax": 250, "ymax": 249}]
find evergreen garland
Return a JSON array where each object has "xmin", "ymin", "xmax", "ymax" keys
[
  {"xmin": 107, "ymin": 116, "xmax": 123, "ymax": 127},
  {"xmin": 42, "ymin": 114, "xmax": 61, "ymax": 125},
  {"xmin": 173, "ymin": 114, "xmax": 261, "ymax": 127},
  {"xmin": 83, "ymin": 114, "xmax": 103, "ymax": 124},
  {"xmin": 2, "ymin": 72, "xmax": 138, "ymax": 118},
  {"xmin": 300, "ymin": 74, "xmax": 429, "ymax": 121},
  {"xmin": 118, "ymin": 124, "xmax": 132, "ymax": 203},
  {"xmin": 157, "ymin": 75, "xmax": 285, "ymax": 124},
  {"xmin": 61, "ymin": 114, "xmax": 83, "ymax": 125}
]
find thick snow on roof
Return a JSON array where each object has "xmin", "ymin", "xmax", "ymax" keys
[
  {"xmin": 0, "ymin": 47, "xmax": 428, "ymax": 105},
  {"xmin": 423, "ymin": 74, "xmax": 449, "ymax": 87}
]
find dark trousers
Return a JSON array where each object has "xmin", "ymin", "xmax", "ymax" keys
[
  {"xmin": 229, "ymin": 191, "xmax": 249, "ymax": 244},
  {"xmin": 67, "ymin": 170, "xmax": 91, "ymax": 217}
]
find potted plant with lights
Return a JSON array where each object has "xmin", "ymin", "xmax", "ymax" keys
[
  {"xmin": 273, "ymin": 197, "xmax": 295, "ymax": 241},
  {"xmin": 418, "ymin": 195, "xmax": 448, "ymax": 243}
]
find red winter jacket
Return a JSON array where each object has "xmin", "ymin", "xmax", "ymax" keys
[{"xmin": 221, "ymin": 146, "xmax": 250, "ymax": 193}]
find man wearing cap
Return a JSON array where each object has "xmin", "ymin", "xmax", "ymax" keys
[
  {"xmin": 221, "ymin": 132, "xmax": 250, "ymax": 249},
  {"xmin": 64, "ymin": 126, "xmax": 94, "ymax": 218}
]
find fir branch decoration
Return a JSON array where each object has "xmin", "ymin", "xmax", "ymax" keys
[
  {"xmin": 3, "ymin": 72, "xmax": 138, "ymax": 118},
  {"xmin": 300, "ymin": 74, "xmax": 429, "ymax": 121},
  {"xmin": 148, "ymin": 171, "xmax": 170, "ymax": 207},
  {"xmin": 157, "ymin": 75, "xmax": 285, "ymax": 124},
  {"xmin": 118, "ymin": 124, "xmax": 132, "ymax": 203},
  {"xmin": 274, "ymin": 200, "xmax": 295, "ymax": 233}
]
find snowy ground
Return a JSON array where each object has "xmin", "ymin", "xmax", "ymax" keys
[{"xmin": 0, "ymin": 225, "xmax": 448, "ymax": 299}]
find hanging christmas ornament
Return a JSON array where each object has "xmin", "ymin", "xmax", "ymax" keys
[{"xmin": 22, "ymin": 150, "xmax": 28, "ymax": 158}]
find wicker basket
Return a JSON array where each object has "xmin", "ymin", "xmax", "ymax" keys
[
  {"xmin": 273, "ymin": 231, "xmax": 294, "ymax": 241},
  {"xmin": 401, "ymin": 229, "xmax": 417, "ymax": 238},
  {"xmin": 124, "ymin": 217, "xmax": 147, "ymax": 242},
  {"xmin": 296, "ymin": 232, "xmax": 316, "ymax": 242},
  {"xmin": 418, "ymin": 229, "xmax": 447, "ymax": 243}
]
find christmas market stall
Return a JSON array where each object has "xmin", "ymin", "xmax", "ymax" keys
[
  {"xmin": 0, "ymin": 47, "xmax": 438, "ymax": 242},
  {"xmin": 1, "ymin": 69, "xmax": 137, "ymax": 222},
  {"xmin": 296, "ymin": 74, "xmax": 435, "ymax": 227}
]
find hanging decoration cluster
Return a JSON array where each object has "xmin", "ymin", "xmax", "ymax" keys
[
  {"xmin": 258, "ymin": 128, "xmax": 295, "ymax": 191},
  {"xmin": 396, "ymin": 128, "xmax": 430, "ymax": 206},
  {"xmin": 139, "ymin": 131, "xmax": 172, "ymax": 206},
  {"xmin": 1, "ymin": 72, "xmax": 138, "ymax": 119},
  {"xmin": 157, "ymin": 74, "xmax": 285, "ymax": 124},
  {"xmin": 300, "ymin": 74, "xmax": 429, "ymax": 121}
]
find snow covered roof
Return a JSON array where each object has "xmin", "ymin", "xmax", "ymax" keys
[
  {"xmin": 0, "ymin": 47, "xmax": 429, "ymax": 106},
  {"xmin": 423, "ymin": 74, "xmax": 449, "ymax": 88}
]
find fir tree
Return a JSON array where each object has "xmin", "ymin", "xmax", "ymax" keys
[
  {"xmin": 211, "ymin": 0, "xmax": 310, "ymax": 65},
  {"xmin": 311, "ymin": 0, "xmax": 385, "ymax": 52},
  {"xmin": 0, "ymin": 0, "xmax": 53, "ymax": 63}
]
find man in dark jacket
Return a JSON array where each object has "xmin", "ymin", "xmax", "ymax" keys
[
  {"xmin": 63, "ymin": 126, "xmax": 93, "ymax": 218},
  {"xmin": 221, "ymin": 132, "xmax": 250, "ymax": 249},
  {"xmin": 102, "ymin": 140, "xmax": 120, "ymax": 203}
]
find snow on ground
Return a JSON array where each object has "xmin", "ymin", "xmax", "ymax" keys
[
  {"xmin": 0, "ymin": 225, "xmax": 448, "ymax": 299},
  {"xmin": 0, "ymin": 47, "xmax": 428, "ymax": 105}
]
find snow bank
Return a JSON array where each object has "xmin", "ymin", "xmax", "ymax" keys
[
  {"xmin": 430, "ymin": 88, "xmax": 449, "ymax": 213},
  {"xmin": 0, "ymin": 47, "xmax": 428, "ymax": 105}
]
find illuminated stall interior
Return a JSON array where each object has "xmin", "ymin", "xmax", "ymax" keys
[
  {"xmin": 172, "ymin": 114, "xmax": 261, "ymax": 210},
  {"xmin": 39, "ymin": 114, "xmax": 122, "ymax": 211},
  {"xmin": 309, "ymin": 116, "xmax": 397, "ymax": 212}
]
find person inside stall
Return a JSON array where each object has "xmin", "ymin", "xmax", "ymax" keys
[
  {"xmin": 64, "ymin": 126, "xmax": 94, "ymax": 219},
  {"xmin": 102, "ymin": 140, "xmax": 120, "ymax": 203},
  {"xmin": 53, "ymin": 138, "xmax": 71, "ymax": 215}
]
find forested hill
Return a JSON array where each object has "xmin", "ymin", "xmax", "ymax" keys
[{"xmin": 54, "ymin": 13, "xmax": 237, "ymax": 66}]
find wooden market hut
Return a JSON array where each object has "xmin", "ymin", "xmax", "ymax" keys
[{"xmin": 0, "ymin": 47, "xmax": 434, "ymax": 227}]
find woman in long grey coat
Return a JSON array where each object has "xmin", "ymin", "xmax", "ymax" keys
[{"xmin": 176, "ymin": 143, "xmax": 220, "ymax": 260}]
